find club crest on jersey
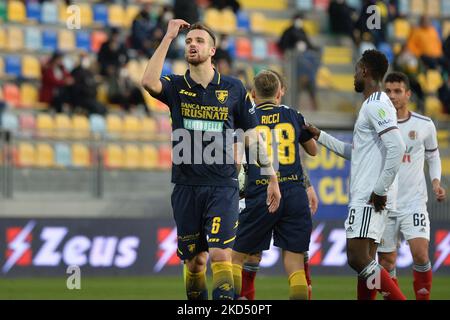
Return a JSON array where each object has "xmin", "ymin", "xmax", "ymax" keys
[
  {"xmin": 409, "ymin": 130, "xmax": 417, "ymax": 140},
  {"xmin": 215, "ymin": 90, "xmax": 228, "ymax": 104}
]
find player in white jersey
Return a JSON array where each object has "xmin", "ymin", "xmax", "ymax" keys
[
  {"xmin": 377, "ymin": 72, "xmax": 446, "ymax": 300},
  {"xmin": 305, "ymin": 50, "xmax": 407, "ymax": 300}
]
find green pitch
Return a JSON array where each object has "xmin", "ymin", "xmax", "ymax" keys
[{"xmin": 1, "ymin": 275, "xmax": 449, "ymax": 300}]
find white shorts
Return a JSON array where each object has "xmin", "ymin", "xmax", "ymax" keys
[
  {"xmin": 345, "ymin": 205, "xmax": 388, "ymax": 243},
  {"xmin": 378, "ymin": 209, "xmax": 430, "ymax": 253}
]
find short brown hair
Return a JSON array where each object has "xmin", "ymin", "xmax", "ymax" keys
[
  {"xmin": 188, "ymin": 23, "xmax": 216, "ymax": 46},
  {"xmin": 384, "ymin": 71, "xmax": 410, "ymax": 90},
  {"xmin": 268, "ymin": 69, "xmax": 286, "ymax": 91},
  {"xmin": 254, "ymin": 70, "xmax": 280, "ymax": 99}
]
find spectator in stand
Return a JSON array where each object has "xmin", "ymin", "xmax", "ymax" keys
[
  {"xmin": 106, "ymin": 66, "xmax": 149, "ymax": 115},
  {"xmin": 328, "ymin": 0, "xmax": 357, "ymax": 43},
  {"xmin": 70, "ymin": 54, "xmax": 107, "ymax": 115},
  {"xmin": 97, "ymin": 28, "xmax": 129, "ymax": 77},
  {"xmin": 443, "ymin": 35, "xmax": 450, "ymax": 74},
  {"xmin": 131, "ymin": 3, "xmax": 157, "ymax": 57},
  {"xmin": 354, "ymin": 0, "xmax": 388, "ymax": 46},
  {"xmin": 278, "ymin": 13, "xmax": 320, "ymax": 110},
  {"xmin": 210, "ymin": 0, "xmax": 240, "ymax": 13},
  {"xmin": 213, "ymin": 34, "xmax": 233, "ymax": 75},
  {"xmin": 39, "ymin": 51, "xmax": 74, "ymax": 113},
  {"xmin": 438, "ymin": 76, "xmax": 450, "ymax": 114},
  {"xmin": 394, "ymin": 44, "xmax": 425, "ymax": 113},
  {"xmin": 174, "ymin": 0, "xmax": 199, "ymax": 24},
  {"xmin": 148, "ymin": 6, "xmax": 179, "ymax": 59},
  {"xmin": 407, "ymin": 15, "xmax": 445, "ymax": 70}
]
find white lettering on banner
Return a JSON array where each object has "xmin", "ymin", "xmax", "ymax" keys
[
  {"xmin": 66, "ymin": 265, "xmax": 81, "ymax": 290},
  {"xmin": 32, "ymin": 227, "xmax": 139, "ymax": 268},
  {"xmin": 323, "ymin": 229, "xmax": 347, "ymax": 266},
  {"xmin": 90, "ymin": 237, "xmax": 119, "ymax": 267},
  {"xmin": 64, "ymin": 236, "xmax": 91, "ymax": 266},
  {"xmin": 260, "ymin": 239, "xmax": 279, "ymax": 268},
  {"xmin": 396, "ymin": 240, "xmax": 414, "ymax": 268},
  {"xmin": 115, "ymin": 237, "xmax": 140, "ymax": 268},
  {"xmin": 34, "ymin": 227, "xmax": 67, "ymax": 266}
]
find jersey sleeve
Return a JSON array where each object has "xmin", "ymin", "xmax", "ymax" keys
[
  {"xmin": 151, "ymin": 74, "xmax": 177, "ymax": 109},
  {"xmin": 365, "ymin": 101, "xmax": 398, "ymax": 136},
  {"xmin": 234, "ymin": 82, "xmax": 258, "ymax": 131},
  {"xmin": 424, "ymin": 120, "xmax": 439, "ymax": 152},
  {"xmin": 297, "ymin": 112, "xmax": 314, "ymax": 143}
]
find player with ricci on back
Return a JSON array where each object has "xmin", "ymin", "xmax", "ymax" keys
[
  {"xmin": 141, "ymin": 19, "xmax": 281, "ymax": 300},
  {"xmin": 232, "ymin": 70, "xmax": 318, "ymax": 300}
]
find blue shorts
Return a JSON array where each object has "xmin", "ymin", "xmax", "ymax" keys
[
  {"xmin": 234, "ymin": 185, "xmax": 312, "ymax": 254},
  {"xmin": 171, "ymin": 184, "xmax": 239, "ymax": 260}
]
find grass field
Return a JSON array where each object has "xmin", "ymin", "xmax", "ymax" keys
[{"xmin": 1, "ymin": 275, "xmax": 450, "ymax": 300}]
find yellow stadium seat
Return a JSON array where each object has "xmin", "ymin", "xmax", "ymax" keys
[
  {"xmin": 78, "ymin": 4, "xmax": 93, "ymax": 27},
  {"xmin": 0, "ymin": 28, "xmax": 6, "ymax": 50},
  {"xmin": 172, "ymin": 60, "xmax": 187, "ymax": 75},
  {"xmin": 250, "ymin": 12, "xmax": 266, "ymax": 34},
  {"xmin": 7, "ymin": 27, "xmax": 24, "ymax": 51},
  {"xmin": 8, "ymin": 0, "xmax": 26, "ymax": 23},
  {"xmin": 126, "ymin": 59, "xmax": 144, "ymax": 84},
  {"xmin": 22, "ymin": 55, "xmax": 41, "ymax": 80},
  {"xmin": 204, "ymin": 8, "xmax": 221, "ymax": 32},
  {"xmin": 442, "ymin": 158, "xmax": 450, "ymax": 176},
  {"xmin": 240, "ymin": 0, "xmax": 287, "ymax": 10},
  {"xmin": 304, "ymin": 20, "xmax": 320, "ymax": 36},
  {"xmin": 59, "ymin": 2, "xmax": 68, "ymax": 23},
  {"xmin": 20, "ymin": 83, "xmax": 38, "ymax": 108},
  {"xmin": 72, "ymin": 115, "xmax": 90, "ymax": 139},
  {"xmin": 36, "ymin": 113, "xmax": 54, "ymax": 138},
  {"xmin": 426, "ymin": 0, "xmax": 440, "ymax": 17},
  {"xmin": 0, "ymin": 57, "xmax": 3, "ymax": 78},
  {"xmin": 108, "ymin": 5, "xmax": 125, "ymax": 28},
  {"xmin": 141, "ymin": 117, "xmax": 157, "ymax": 140},
  {"xmin": 443, "ymin": 21, "xmax": 450, "ymax": 39},
  {"xmin": 36, "ymin": 143, "xmax": 54, "ymax": 168},
  {"xmin": 141, "ymin": 145, "xmax": 158, "ymax": 169},
  {"xmin": 105, "ymin": 144, "xmax": 124, "ymax": 169},
  {"xmin": 54, "ymin": 114, "xmax": 72, "ymax": 139},
  {"xmin": 72, "ymin": 143, "xmax": 90, "ymax": 167},
  {"xmin": 58, "ymin": 29, "xmax": 75, "ymax": 51},
  {"xmin": 123, "ymin": 115, "xmax": 141, "ymax": 140},
  {"xmin": 437, "ymin": 130, "xmax": 449, "ymax": 148},
  {"xmin": 410, "ymin": 0, "xmax": 425, "ymax": 15},
  {"xmin": 330, "ymin": 74, "xmax": 354, "ymax": 92},
  {"xmin": 124, "ymin": 144, "xmax": 140, "ymax": 169},
  {"xmin": 264, "ymin": 19, "xmax": 291, "ymax": 37},
  {"xmin": 106, "ymin": 114, "xmax": 123, "ymax": 137},
  {"xmin": 418, "ymin": 71, "xmax": 444, "ymax": 94},
  {"xmin": 425, "ymin": 96, "xmax": 443, "ymax": 117},
  {"xmin": 322, "ymin": 46, "xmax": 353, "ymax": 65},
  {"xmin": 394, "ymin": 19, "xmax": 411, "ymax": 40},
  {"xmin": 124, "ymin": 6, "xmax": 140, "ymax": 28},
  {"xmin": 17, "ymin": 143, "xmax": 36, "ymax": 167},
  {"xmin": 220, "ymin": 9, "xmax": 237, "ymax": 34}
]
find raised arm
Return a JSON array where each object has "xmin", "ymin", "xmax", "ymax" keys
[
  {"xmin": 304, "ymin": 123, "xmax": 352, "ymax": 160},
  {"xmin": 141, "ymin": 19, "xmax": 190, "ymax": 96}
]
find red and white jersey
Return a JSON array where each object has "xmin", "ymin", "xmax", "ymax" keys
[
  {"xmin": 395, "ymin": 112, "xmax": 438, "ymax": 213},
  {"xmin": 349, "ymin": 91, "xmax": 399, "ymax": 209}
]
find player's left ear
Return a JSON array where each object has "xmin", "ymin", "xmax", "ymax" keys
[
  {"xmin": 406, "ymin": 89, "xmax": 412, "ymax": 99},
  {"xmin": 210, "ymin": 46, "xmax": 216, "ymax": 57},
  {"xmin": 251, "ymin": 88, "xmax": 256, "ymax": 100}
]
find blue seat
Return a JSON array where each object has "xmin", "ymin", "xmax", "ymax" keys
[
  {"xmin": 76, "ymin": 30, "xmax": 91, "ymax": 52},
  {"xmin": 227, "ymin": 37, "xmax": 236, "ymax": 59},
  {"xmin": 1, "ymin": 112, "xmax": 19, "ymax": 132},
  {"xmin": 42, "ymin": 29, "xmax": 58, "ymax": 51},
  {"xmin": 55, "ymin": 143, "xmax": 72, "ymax": 167},
  {"xmin": 442, "ymin": 0, "xmax": 450, "ymax": 16},
  {"xmin": 252, "ymin": 37, "xmax": 268, "ymax": 60},
  {"xmin": 93, "ymin": 4, "xmax": 108, "ymax": 26},
  {"xmin": 4, "ymin": 55, "xmax": 22, "ymax": 77},
  {"xmin": 26, "ymin": 1, "xmax": 41, "ymax": 22},
  {"xmin": 40, "ymin": 1, "xmax": 58, "ymax": 24},
  {"xmin": 296, "ymin": 0, "xmax": 313, "ymax": 10},
  {"xmin": 378, "ymin": 42, "xmax": 394, "ymax": 64},
  {"xmin": 162, "ymin": 62, "xmax": 172, "ymax": 76},
  {"xmin": 237, "ymin": 11, "xmax": 250, "ymax": 31},
  {"xmin": 89, "ymin": 114, "xmax": 106, "ymax": 134},
  {"xmin": 25, "ymin": 28, "xmax": 42, "ymax": 51}
]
